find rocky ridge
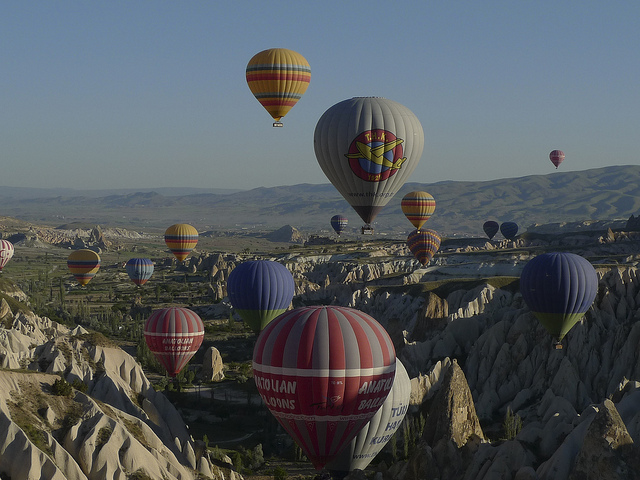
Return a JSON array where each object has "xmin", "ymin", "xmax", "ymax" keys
[
  {"xmin": 182, "ymin": 229, "xmax": 640, "ymax": 480},
  {"xmin": 0, "ymin": 301, "xmax": 240, "ymax": 480}
]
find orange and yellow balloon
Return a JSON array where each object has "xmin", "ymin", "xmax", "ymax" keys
[
  {"xmin": 401, "ymin": 191, "xmax": 436, "ymax": 230},
  {"xmin": 164, "ymin": 224, "xmax": 198, "ymax": 262},
  {"xmin": 67, "ymin": 249, "xmax": 101, "ymax": 286},
  {"xmin": 246, "ymin": 48, "xmax": 311, "ymax": 127}
]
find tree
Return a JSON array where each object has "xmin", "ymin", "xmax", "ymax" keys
[{"xmin": 503, "ymin": 406, "xmax": 523, "ymax": 440}]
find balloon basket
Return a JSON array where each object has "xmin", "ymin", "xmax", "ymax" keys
[
  {"xmin": 554, "ymin": 343, "xmax": 563, "ymax": 350},
  {"xmin": 273, "ymin": 122, "xmax": 283, "ymax": 127}
]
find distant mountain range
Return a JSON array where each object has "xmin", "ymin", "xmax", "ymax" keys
[{"xmin": 2, "ymin": 165, "xmax": 639, "ymax": 237}]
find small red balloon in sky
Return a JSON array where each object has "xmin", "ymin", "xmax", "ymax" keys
[{"xmin": 549, "ymin": 150, "xmax": 565, "ymax": 169}]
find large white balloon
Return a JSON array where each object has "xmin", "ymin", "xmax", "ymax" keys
[
  {"xmin": 314, "ymin": 97, "xmax": 424, "ymax": 226},
  {"xmin": 326, "ymin": 359, "xmax": 411, "ymax": 475}
]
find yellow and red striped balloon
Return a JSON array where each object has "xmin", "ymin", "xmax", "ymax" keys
[
  {"xmin": 401, "ymin": 191, "xmax": 436, "ymax": 230},
  {"xmin": 246, "ymin": 48, "xmax": 311, "ymax": 126},
  {"xmin": 164, "ymin": 224, "xmax": 198, "ymax": 262},
  {"xmin": 67, "ymin": 249, "xmax": 101, "ymax": 286},
  {"xmin": 407, "ymin": 229, "xmax": 441, "ymax": 266}
]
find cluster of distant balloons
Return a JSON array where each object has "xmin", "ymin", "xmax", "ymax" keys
[{"xmin": 0, "ymin": 47, "xmax": 587, "ymax": 476}]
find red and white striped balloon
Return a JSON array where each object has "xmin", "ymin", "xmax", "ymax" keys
[
  {"xmin": 144, "ymin": 307, "xmax": 204, "ymax": 377},
  {"xmin": 0, "ymin": 240, "xmax": 14, "ymax": 272},
  {"xmin": 252, "ymin": 305, "xmax": 396, "ymax": 469}
]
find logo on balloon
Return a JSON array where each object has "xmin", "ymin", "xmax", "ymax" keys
[{"xmin": 345, "ymin": 129, "xmax": 406, "ymax": 182}]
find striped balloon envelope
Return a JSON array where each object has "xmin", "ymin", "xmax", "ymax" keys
[
  {"xmin": 407, "ymin": 229, "xmax": 441, "ymax": 266},
  {"xmin": 67, "ymin": 249, "xmax": 101, "ymax": 286},
  {"xmin": 164, "ymin": 224, "xmax": 198, "ymax": 262},
  {"xmin": 125, "ymin": 257, "xmax": 154, "ymax": 286},
  {"xmin": 330, "ymin": 215, "xmax": 348, "ymax": 235},
  {"xmin": 549, "ymin": 149, "xmax": 565, "ymax": 168},
  {"xmin": 326, "ymin": 359, "xmax": 411, "ymax": 476},
  {"xmin": 520, "ymin": 252, "xmax": 598, "ymax": 346},
  {"xmin": 483, "ymin": 220, "xmax": 500, "ymax": 240},
  {"xmin": 500, "ymin": 221, "xmax": 518, "ymax": 240},
  {"xmin": 227, "ymin": 260, "xmax": 295, "ymax": 333},
  {"xmin": 253, "ymin": 306, "xmax": 396, "ymax": 470},
  {"xmin": 144, "ymin": 307, "xmax": 205, "ymax": 377},
  {"xmin": 401, "ymin": 191, "xmax": 436, "ymax": 231},
  {"xmin": 246, "ymin": 48, "xmax": 311, "ymax": 127},
  {"xmin": 0, "ymin": 240, "xmax": 14, "ymax": 272}
]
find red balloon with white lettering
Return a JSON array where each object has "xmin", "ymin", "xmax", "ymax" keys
[
  {"xmin": 144, "ymin": 307, "xmax": 204, "ymax": 377},
  {"xmin": 252, "ymin": 306, "xmax": 396, "ymax": 470}
]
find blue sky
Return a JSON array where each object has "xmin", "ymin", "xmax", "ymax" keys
[{"xmin": 1, "ymin": 1, "xmax": 638, "ymax": 190}]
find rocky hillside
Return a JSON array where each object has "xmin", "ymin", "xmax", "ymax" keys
[
  {"xmin": 0, "ymin": 293, "xmax": 240, "ymax": 480},
  {"xmin": 183, "ymin": 227, "xmax": 640, "ymax": 479},
  {"xmin": 3, "ymin": 223, "xmax": 640, "ymax": 479}
]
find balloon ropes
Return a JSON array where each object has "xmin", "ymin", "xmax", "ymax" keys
[
  {"xmin": 401, "ymin": 191, "xmax": 435, "ymax": 231},
  {"xmin": 246, "ymin": 48, "xmax": 311, "ymax": 127},
  {"xmin": 125, "ymin": 258, "xmax": 154, "ymax": 286},
  {"xmin": 326, "ymin": 359, "xmax": 411, "ymax": 477},
  {"xmin": 227, "ymin": 260, "xmax": 295, "ymax": 333},
  {"xmin": 407, "ymin": 229, "xmax": 441, "ymax": 266},
  {"xmin": 144, "ymin": 307, "xmax": 205, "ymax": 377},
  {"xmin": 331, "ymin": 215, "xmax": 348, "ymax": 236},
  {"xmin": 500, "ymin": 222, "xmax": 518, "ymax": 240},
  {"xmin": 252, "ymin": 305, "xmax": 396, "ymax": 469},
  {"xmin": 67, "ymin": 249, "xmax": 101, "ymax": 286},
  {"xmin": 0, "ymin": 240, "xmax": 14, "ymax": 272},
  {"xmin": 520, "ymin": 252, "xmax": 598, "ymax": 348},
  {"xmin": 483, "ymin": 221, "xmax": 499, "ymax": 240},
  {"xmin": 164, "ymin": 224, "xmax": 198, "ymax": 262},
  {"xmin": 314, "ymin": 97, "xmax": 424, "ymax": 233},
  {"xmin": 549, "ymin": 150, "xmax": 565, "ymax": 169}
]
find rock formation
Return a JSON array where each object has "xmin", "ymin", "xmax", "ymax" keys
[
  {"xmin": 264, "ymin": 225, "xmax": 305, "ymax": 244},
  {"xmin": 201, "ymin": 346, "xmax": 225, "ymax": 382},
  {"xmin": 421, "ymin": 359, "xmax": 485, "ymax": 448},
  {"xmin": 0, "ymin": 299, "xmax": 241, "ymax": 480}
]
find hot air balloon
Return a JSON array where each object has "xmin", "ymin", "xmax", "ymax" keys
[
  {"xmin": 125, "ymin": 257, "xmax": 154, "ymax": 286},
  {"xmin": 407, "ymin": 229, "xmax": 441, "ymax": 266},
  {"xmin": 144, "ymin": 307, "xmax": 204, "ymax": 376},
  {"xmin": 227, "ymin": 260, "xmax": 295, "ymax": 333},
  {"xmin": 164, "ymin": 224, "xmax": 198, "ymax": 262},
  {"xmin": 549, "ymin": 150, "xmax": 565, "ymax": 169},
  {"xmin": 483, "ymin": 221, "xmax": 500, "ymax": 240},
  {"xmin": 500, "ymin": 222, "xmax": 518, "ymax": 240},
  {"xmin": 253, "ymin": 305, "xmax": 396, "ymax": 470},
  {"xmin": 0, "ymin": 240, "xmax": 14, "ymax": 272},
  {"xmin": 246, "ymin": 48, "xmax": 311, "ymax": 127},
  {"xmin": 331, "ymin": 215, "xmax": 348, "ymax": 236},
  {"xmin": 314, "ymin": 97, "xmax": 424, "ymax": 232},
  {"xmin": 520, "ymin": 252, "xmax": 598, "ymax": 348},
  {"xmin": 326, "ymin": 359, "xmax": 411, "ymax": 477},
  {"xmin": 401, "ymin": 191, "xmax": 435, "ymax": 231},
  {"xmin": 67, "ymin": 249, "xmax": 101, "ymax": 286}
]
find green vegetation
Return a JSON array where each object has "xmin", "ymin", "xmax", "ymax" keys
[
  {"xmin": 502, "ymin": 407, "xmax": 523, "ymax": 440},
  {"xmin": 273, "ymin": 465, "xmax": 288, "ymax": 480},
  {"xmin": 128, "ymin": 469, "xmax": 153, "ymax": 480},
  {"xmin": 51, "ymin": 377, "xmax": 73, "ymax": 397},
  {"xmin": 96, "ymin": 426, "xmax": 113, "ymax": 449}
]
